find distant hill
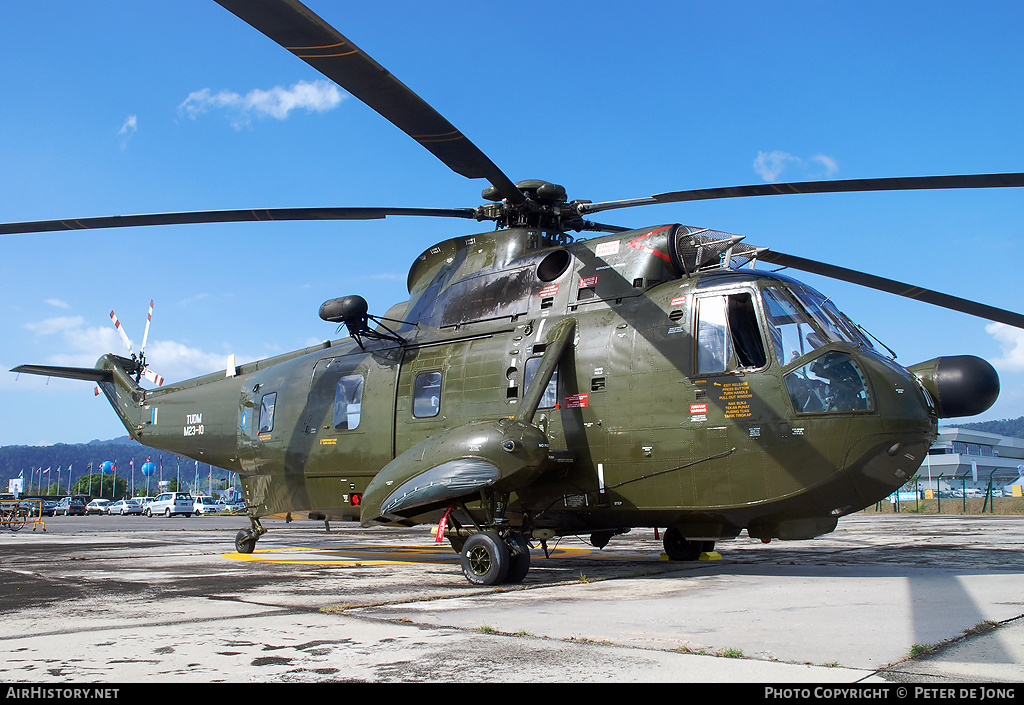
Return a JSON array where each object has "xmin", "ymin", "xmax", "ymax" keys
[
  {"xmin": 0, "ymin": 436, "xmax": 233, "ymax": 495},
  {"xmin": 947, "ymin": 416, "xmax": 1024, "ymax": 439}
]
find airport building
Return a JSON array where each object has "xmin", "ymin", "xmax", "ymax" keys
[{"xmin": 916, "ymin": 427, "xmax": 1024, "ymax": 497}]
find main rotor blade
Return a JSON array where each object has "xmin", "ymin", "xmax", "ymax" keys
[
  {"xmin": 579, "ymin": 173, "xmax": 1024, "ymax": 216},
  {"xmin": 758, "ymin": 249, "xmax": 1024, "ymax": 330},
  {"xmin": 215, "ymin": 0, "xmax": 525, "ymax": 206},
  {"xmin": 0, "ymin": 206, "xmax": 477, "ymax": 235}
]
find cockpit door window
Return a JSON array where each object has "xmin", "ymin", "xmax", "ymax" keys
[{"xmin": 695, "ymin": 292, "xmax": 767, "ymax": 374}]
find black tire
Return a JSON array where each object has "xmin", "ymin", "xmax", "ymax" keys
[
  {"xmin": 663, "ymin": 526, "xmax": 705, "ymax": 561},
  {"xmin": 460, "ymin": 531, "xmax": 510, "ymax": 585},
  {"xmin": 503, "ymin": 532, "xmax": 531, "ymax": 584},
  {"xmin": 235, "ymin": 529, "xmax": 257, "ymax": 554},
  {"xmin": 164, "ymin": 508, "xmax": 171, "ymax": 518}
]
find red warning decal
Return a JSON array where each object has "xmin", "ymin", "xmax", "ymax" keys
[
  {"xmin": 564, "ymin": 393, "xmax": 590, "ymax": 408},
  {"xmin": 539, "ymin": 283, "xmax": 559, "ymax": 297},
  {"xmin": 579, "ymin": 275, "xmax": 599, "ymax": 288},
  {"xmin": 670, "ymin": 296, "xmax": 687, "ymax": 307},
  {"xmin": 689, "ymin": 403, "xmax": 708, "ymax": 414}
]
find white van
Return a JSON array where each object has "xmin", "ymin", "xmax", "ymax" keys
[{"xmin": 146, "ymin": 492, "xmax": 193, "ymax": 518}]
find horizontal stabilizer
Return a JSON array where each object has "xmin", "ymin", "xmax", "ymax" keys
[{"xmin": 10, "ymin": 364, "xmax": 114, "ymax": 384}]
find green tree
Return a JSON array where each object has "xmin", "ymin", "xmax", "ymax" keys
[{"xmin": 71, "ymin": 473, "xmax": 126, "ymax": 499}]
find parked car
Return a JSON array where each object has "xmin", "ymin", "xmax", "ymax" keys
[
  {"xmin": 85, "ymin": 499, "xmax": 111, "ymax": 516},
  {"xmin": 106, "ymin": 498, "xmax": 144, "ymax": 516},
  {"xmin": 146, "ymin": 492, "xmax": 193, "ymax": 518},
  {"xmin": 192, "ymin": 496, "xmax": 223, "ymax": 515},
  {"xmin": 133, "ymin": 497, "xmax": 155, "ymax": 510},
  {"xmin": 54, "ymin": 496, "xmax": 87, "ymax": 516}
]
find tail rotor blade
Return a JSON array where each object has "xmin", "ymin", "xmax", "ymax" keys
[
  {"xmin": 109, "ymin": 310, "xmax": 134, "ymax": 356},
  {"xmin": 143, "ymin": 369, "xmax": 165, "ymax": 387},
  {"xmin": 141, "ymin": 300, "xmax": 154, "ymax": 354}
]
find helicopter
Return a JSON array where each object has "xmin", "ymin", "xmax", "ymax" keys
[{"xmin": 5, "ymin": 0, "xmax": 1024, "ymax": 585}]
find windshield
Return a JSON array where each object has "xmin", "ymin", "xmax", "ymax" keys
[
  {"xmin": 761, "ymin": 286, "xmax": 829, "ymax": 364},
  {"xmin": 761, "ymin": 284, "xmax": 876, "ymax": 365},
  {"xmin": 788, "ymin": 285, "xmax": 873, "ymax": 348}
]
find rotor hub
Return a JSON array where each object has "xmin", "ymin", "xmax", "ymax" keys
[{"xmin": 476, "ymin": 179, "xmax": 596, "ymax": 236}]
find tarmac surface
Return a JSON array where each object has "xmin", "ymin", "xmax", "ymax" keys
[{"xmin": 0, "ymin": 512, "xmax": 1022, "ymax": 685}]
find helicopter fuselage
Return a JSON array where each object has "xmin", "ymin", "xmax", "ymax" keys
[{"xmin": 97, "ymin": 223, "xmax": 948, "ymax": 545}]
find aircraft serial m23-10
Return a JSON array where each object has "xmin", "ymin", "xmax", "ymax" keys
[{"xmin": 6, "ymin": 0, "xmax": 1024, "ymax": 584}]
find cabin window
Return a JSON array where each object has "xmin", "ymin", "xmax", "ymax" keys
[
  {"xmin": 695, "ymin": 292, "xmax": 767, "ymax": 374},
  {"xmin": 413, "ymin": 371, "xmax": 443, "ymax": 418},
  {"xmin": 333, "ymin": 375, "xmax": 364, "ymax": 430},
  {"xmin": 523, "ymin": 357, "xmax": 559, "ymax": 409},
  {"xmin": 258, "ymin": 392, "xmax": 277, "ymax": 434},
  {"xmin": 784, "ymin": 351, "xmax": 871, "ymax": 413}
]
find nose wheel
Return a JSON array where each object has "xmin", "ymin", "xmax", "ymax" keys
[
  {"xmin": 459, "ymin": 529, "xmax": 531, "ymax": 585},
  {"xmin": 234, "ymin": 517, "xmax": 266, "ymax": 554}
]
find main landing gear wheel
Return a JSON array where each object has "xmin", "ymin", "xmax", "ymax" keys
[
  {"xmin": 503, "ymin": 531, "xmax": 531, "ymax": 584},
  {"xmin": 460, "ymin": 531, "xmax": 510, "ymax": 585},
  {"xmin": 235, "ymin": 529, "xmax": 258, "ymax": 554},
  {"xmin": 663, "ymin": 526, "xmax": 714, "ymax": 561}
]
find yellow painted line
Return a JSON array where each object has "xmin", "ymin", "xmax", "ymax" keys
[{"xmin": 222, "ymin": 544, "xmax": 595, "ymax": 566}]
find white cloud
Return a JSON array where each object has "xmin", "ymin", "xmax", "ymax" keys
[
  {"xmin": 754, "ymin": 150, "xmax": 839, "ymax": 183},
  {"xmin": 24, "ymin": 316, "xmax": 90, "ymax": 337},
  {"xmin": 810, "ymin": 154, "xmax": 839, "ymax": 177},
  {"xmin": 44, "ymin": 298, "xmax": 70, "ymax": 309},
  {"xmin": 986, "ymin": 322, "xmax": 1024, "ymax": 372},
  {"xmin": 179, "ymin": 80, "xmax": 345, "ymax": 128},
  {"xmin": 753, "ymin": 151, "xmax": 800, "ymax": 182},
  {"xmin": 119, "ymin": 114, "xmax": 137, "ymax": 150}
]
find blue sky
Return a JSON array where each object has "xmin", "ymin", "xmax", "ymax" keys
[{"xmin": 2, "ymin": 0, "xmax": 1024, "ymax": 446}]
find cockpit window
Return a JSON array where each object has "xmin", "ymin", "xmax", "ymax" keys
[
  {"xmin": 762, "ymin": 287, "xmax": 829, "ymax": 364},
  {"xmin": 784, "ymin": 351, "xmax": 872, "ymax": 413},
  {"xmin": 789, "ymin": 286, "xmax": 872, "ymax": 348},
  {"xmin": 695, "ymin": 292, "xmax": 767, "ymax": 374}
]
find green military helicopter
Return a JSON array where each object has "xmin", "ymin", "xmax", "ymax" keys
[{"xmin": 6, "ymin": 0, "xmax": 1024, "ymax": 585}]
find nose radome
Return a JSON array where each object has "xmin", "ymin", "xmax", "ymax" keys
[{"xmin": 907, "ymin": 355, "xmax": 999, "ymax": 418}]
